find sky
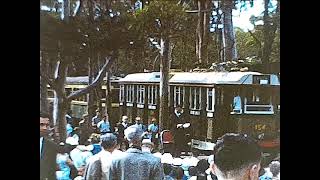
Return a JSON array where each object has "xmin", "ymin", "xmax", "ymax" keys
[
  {"xmin": 233, "ymin": 0, "xmax": 277, "ymax": 31},
  {"xmin": 41, "ymin": 0, "xmax": 277, "ymax": 31}
]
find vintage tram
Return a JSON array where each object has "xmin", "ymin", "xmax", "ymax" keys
[
  {"xmin": 118, "ymin": 71, "xmax": 280, "ymax": 152},
  {"xmin": 47, "ymin": 76, "xmax": 121, "ymax": 122}
]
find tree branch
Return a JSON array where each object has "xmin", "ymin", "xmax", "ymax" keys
[
  {"xmin": 40, "ymin": 71, "xmax": 57, "ymax": 90},
  {"xmin": 67, "ymin": 55, "xmax": 114, "ymax": 100},
  {"xmin": 74, "ymin": 0, "xmax": 83, "ymax": 17},
  {"xmin": 248, "ymin": 30, "xmax": 262, "ymax": 49}
]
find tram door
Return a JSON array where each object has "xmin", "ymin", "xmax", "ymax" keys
[{"xmin": 212, "ymin": 85, "xmax": 237, "ymax": 140}]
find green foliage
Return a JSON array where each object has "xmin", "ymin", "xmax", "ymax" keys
[
  {"xmin": 132, "ymin": 0, "xmax": 188, "ymax": 38},
  {"xmin": 235, "ymin": 26, "xmax": 279, "ymax": 63}
]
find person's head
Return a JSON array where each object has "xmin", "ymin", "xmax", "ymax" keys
[
  {"xmin": 269, "ymin": 161, "xmax": 280, "ymax": 177},
  {"xmin": 40, "ymin": 112, "xmax": 50, "ymax": 137},
  {"xmin": 124, "ymin": 125, "xmax": 144, "ymax": 146},
  {"xmin": 102, "ymin": 115, "xmax": 108, "ymax": 122},
  {"xmin": 151, "ymin": 118, "xmax": 157, "ymax": 125},
  {"xmin": 135, "ymin": 117, "xmax": 142, "ymax": 125},
  {"xmin": 211, "ymin": 133, "xmax": 262, "ymax": 180},
  {"xmin": 172, "ymin": 166, "xmax": 184, "ymax": 180},
  {"xmin": 122, "ymin": 115, "xmax": 128, "ymax": 123},
  {"xmin": 100, "ymin": 133, "xmax": 117, "ymax": 152},
  {"xmin": 95, "ymin": 109, "xmax": 100, "ymax": 116},
  {"xmin": 163, "ymin": 163, "xmax": 173, "ymax": 176},
  {"xmin": 141, "ymin": 139, "xmax": 154, "ymax": 153},
  {"xmin": 175, "ymin": 105, "xmax": 183, "ymax": 113},
  {"xmin": 90, "ymin": 133, "xmax": 101, "ymax": 144}
]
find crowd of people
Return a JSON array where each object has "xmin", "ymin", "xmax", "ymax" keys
[{"xmin": 40, "ymin": 107, "xmax": 280, "ymax": 180}]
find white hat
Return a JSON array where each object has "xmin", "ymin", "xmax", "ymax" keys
[
  {"xmin": 161, "ymin": 153, "xmax": 173, "ymax": 164},
  {"xmin": 66, "ymin": 137, "xmax": 79, "ymax": 146},
  {"xmin": 153, "ymin": 152, "xmax": 162, "ymax": 159},
  {"xmin": 142, "ymin": 139, "xmax": 154, "ymax": 146},
  {"xmin": 172, "ymin": 158, "xmax": 183, "ymax": 166}
]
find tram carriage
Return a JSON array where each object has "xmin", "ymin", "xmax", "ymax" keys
[
  {"xmin": 118, "ymin": 71, "xmax": 280, "ymax": 151},
  {"xmin": 47, "ymin": 76, "xmax": 122, "ymax": 123}
]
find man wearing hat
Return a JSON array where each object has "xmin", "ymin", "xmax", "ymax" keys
[{"xmin": 141, "ymin": 139, "xmax": 154, "ymax": 153}]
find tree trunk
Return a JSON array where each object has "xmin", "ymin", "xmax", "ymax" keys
[
  {"xmin": 202, "ymin": 0, "xmax": 211, "ymax": 65},
  {"xmin": 262, "ymin": 0, "xmax": 279, "ymax": 73},
  {"xmin": 104, "ymin": 72, "xmax": 113, "ymax": 123},
  {"xmin": 40, "ymin": 51, "xmax": 49, "ymax": 115},
  {"xmin": 222, "ymin": 0, "xmax": 237, "ymax": 62},
  {"xmin": 88, "ymin": 57, "xmax": 96, "ymax": 122},
  {"xmin": 53, "ymin": 59, "xmax": 68, "ymax": 142},
  {"xmin": 168, "ymin": 42, "xmax": 174, "ymax": 70},
  {"xmin": 87, "ymin": 0, "xmax": 96, "ymax": 121},
  {"xmin": 159, "ymin": 37, "xmax": 170, "ymax": 131},
  {"xmin": 196, "ymin": 0, "xmax": 204, "ymax": 64}
]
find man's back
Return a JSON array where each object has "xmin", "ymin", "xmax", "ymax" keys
[{"xmin": 110, "ymin": 148, "xmax": 164, "ymax": 180}]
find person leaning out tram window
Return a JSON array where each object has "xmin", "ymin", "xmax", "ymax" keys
[{"xmin": 232, "ymin": 95, "xmax": 242, "ymax": 113}]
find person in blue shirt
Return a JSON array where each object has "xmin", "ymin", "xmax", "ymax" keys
[
  {"xmin": 66, "ymin": 123, "xmax": 73, "ymax": 137},
  {"xmin": 148, "ymin": 118, "xmax": 159, "ymax": 147},
  {"xmin": 56, "ymin": 143, "xmax": 73, "ymax": 180},
  {"xmin": 97, "ymin": 115, "xmax": 111, "ymax": 134},
  {"xmin": 135, "ymin": 116, "xmax": 147, "ymax": 132}
]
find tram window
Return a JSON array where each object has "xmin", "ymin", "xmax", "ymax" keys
[
  {"xmin": 190, "ymin": 87, "xmax": 201, "ymax": 110},
  {"xmin": 174, "ymin": 86, "xmax": 185, "ymax": 107},
  {"xmin": 119, "ymin": 85, "xmax": 125, "ymax": 102},
  {"xmin": 246, "ymin": 88, "xmax": 270, "ymax": 105},
  {"xmin": 148, "ymin": 85, "xmax": 157, "ymax": 105},
  {"xmin": 126, "ymin": 85, "xmax": 134, "ymax": 103},
  {"xmin": 207, "ymin": 88, "xmax": 215, "ymax": 112},
  {"xmin": 136, "ymin": 85, "xmax": 145, "ymax": 104}
]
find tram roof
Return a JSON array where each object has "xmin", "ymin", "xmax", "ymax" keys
[
  {"xmin": 66, "ymin": 76, "xmax": 121, "ymax": 84},
  {"xmin": 119, "ymin": 71, "xmax": 280, "ymax": 85}
]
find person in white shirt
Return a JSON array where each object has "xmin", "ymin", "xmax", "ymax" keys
[{"xmin": 84, "ymin": 133, "xmax": 118, "ymax": 180}]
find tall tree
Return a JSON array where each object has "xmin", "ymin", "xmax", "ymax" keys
[
  {"xmin": 261, "ymin": 0, "xmax": 279, "ymax": 73},
  {"xmin": 40, "ymin": 0, "xmax": 131, "ymax": 141},
  {"xmin": 221, "ymin": 0, "xmax": 237, "ymax": 62},
  {"xmin": 133, "ymin": 0, "xmax": 188, "ymax": 130}
]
